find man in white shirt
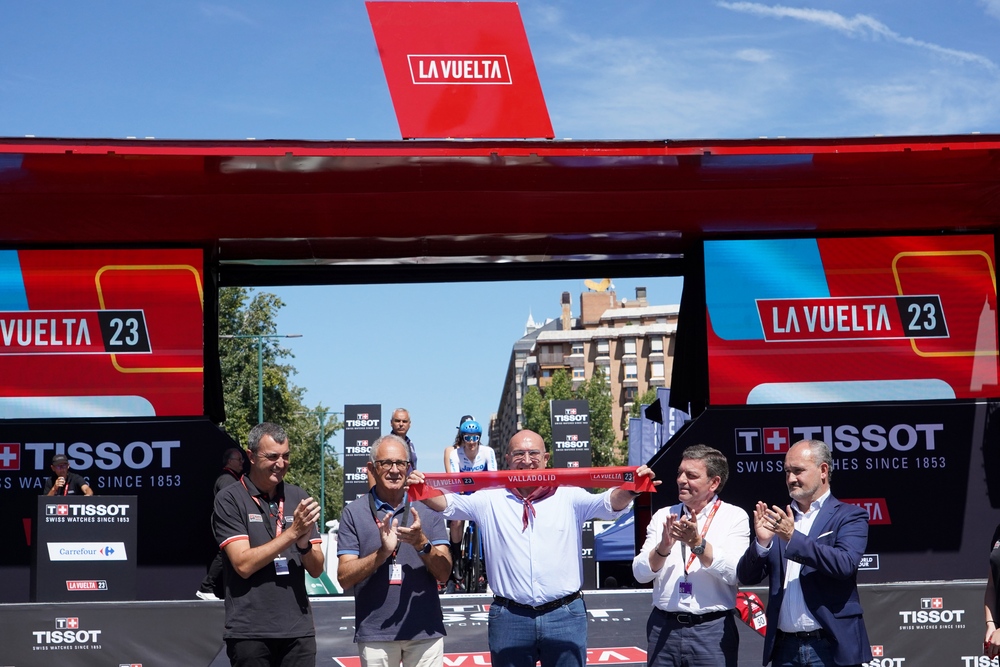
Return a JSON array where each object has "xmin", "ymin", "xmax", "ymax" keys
[
  {"xmin": 632, "ymin": 444, "xmax": 750, "ymax": 667},
  {"xmin": 736, "ymin": 439, "xmax": 871, "ymax": 667},
  {"xmin": 411, "ymin": 429, "xmax": 657, "ymax": 667}
]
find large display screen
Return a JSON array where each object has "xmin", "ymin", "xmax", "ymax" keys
[
  {"xmin": 0, "ymin": 248, "xmax": 204, "ymax": 418},
  {"xmin": 705, "ymin": 235, "xmax": 999, "ymax": 405}
]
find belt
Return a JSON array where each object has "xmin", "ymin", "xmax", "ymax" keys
[
  {"xmin": 655, "ymin": 608, "xmax": 732, "ymax": 626},
  {"xmin": 777, "ymin": 629, "xmax": 826, "ymax": 640},
  {"xmin": 492, "ymin": 591, "xmax": 582, "ymax": 613}
]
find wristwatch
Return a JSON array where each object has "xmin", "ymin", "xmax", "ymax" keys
[
  {"xmin": 419, "ymin": 542, "xmax": 432, "ymax": 555},
  {"xmin": 691, "ymin": 540, "xmax": 706, "ymax": 556}
]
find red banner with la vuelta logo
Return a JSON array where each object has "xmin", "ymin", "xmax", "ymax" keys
[{"xmin": 407, "ymin": 466, "xmax": 656, "ymax": 501}]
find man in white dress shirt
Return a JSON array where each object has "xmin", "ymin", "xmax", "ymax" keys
[
  {"xmin": 411, "ymin": 429, "xmax": 657, "ymax": 667},
  {"xmin": 632, "ymin": 444, "xmax": 750, "ymax": 667}
]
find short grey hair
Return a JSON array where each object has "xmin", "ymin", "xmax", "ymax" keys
[
  {"xmin": 794, "ymin": 439, "xmax": 834, "ymax": 480},
  {"xmin": 370, "ymin": 434, "xmax": 409, "ymax": 463},
  {"xmin": 247, "ymin": 422, "xmax": 288, "ymax": 453}
]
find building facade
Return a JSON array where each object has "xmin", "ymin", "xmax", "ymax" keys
[{"xmin": 490, "ymin": 286, "xmax": 679, "ymax": 459}]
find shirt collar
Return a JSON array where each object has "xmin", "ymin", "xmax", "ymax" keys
[
  {"xmin": 683, "ymin": 495, "xmax": 719, "ymax": 518},
  {"xmin": 370, "ymin": 487, "xmax": 403, "ymax": 512},
  {"xmin": 792, "ymin": 489, "xmax": 830, "ymax": 517}
]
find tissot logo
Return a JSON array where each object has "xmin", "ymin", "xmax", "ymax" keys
[
  {"xmin": 898, "ymin": 595, "xmax": 965, "ymax": 624},
  {"xmin": 46, "ymin": 504, "xmax": 70, "ymax": 516},
  {"xmin": 408, "ymin": 54, "xmax": 512, "ymax": 84},
  {"xmin": 735, "ymin": 423, "xmax": 943, "ymax": 454},
  {"xmin": 358, "ymin": 413, "xmax": 368, "ymax": 419},
  {"xmin": 0, "ymin": 442, "xmax": 20, "ymax": 469}
]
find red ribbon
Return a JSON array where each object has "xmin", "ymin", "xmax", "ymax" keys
[{"xmin": 407, "ymin": 466, "xmax": 656, "ymax": 501}]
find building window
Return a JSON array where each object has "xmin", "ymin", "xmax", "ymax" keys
[
  {"xmin": 573, "ymin": 368, "xmax": 585, "ymax": 379},
  {"xmin": 623, "ymin": 338, "xmax": 637, "ymax": 355},
  {"xmin": 625, "ymin": 363, "xmax": 638, "ymax": 379},
  {"xmin": 624, "ymin": 386, "xmax": 638, "ymax": 401},
  {"xmin": 651, "ymin": 361, "xmax": 665, "ymax": 378},
  {"xmin": 542, "ymin": 369, "xmax": 552, "ymax": 378},
  {"xmin": 596, "ymin": 339, "xmax": 610, "ymax": 354},
  {"xmin": 571, "ymin": 342, "xmax": 584, "ymax": 355},
  {"xmin": 649, "ymin": 337, "xmax": 663, "ymax": 352}
]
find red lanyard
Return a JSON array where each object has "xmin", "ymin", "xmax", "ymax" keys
[
  {"xmin": 682, "ymin": 498, "xmax": 722, "ymax": 573},
  {"xmin": 241, "ymin": 477, "xmax": 284, "ymax": 536}
]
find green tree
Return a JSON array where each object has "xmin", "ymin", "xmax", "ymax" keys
[
  {"xmin": 218, "ymin": 287, "xmax": 344, "ymax": 522},
  {"xmin": 629, "ymin": 387, "xmax": 660, "ymax": 418},
  {"xmin": 521, "ymin": 385, "xmax": 551, "ymax": 445},
  {"xmin": 579, "ymin": 366, "xmax": 620, "ymax": 467}
]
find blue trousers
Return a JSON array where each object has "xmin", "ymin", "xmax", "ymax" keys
[
  {"xmin": 488, "ymin": 597, "xmax": 588, "ymax": 667},
  {"xmin": 772, "ymin": 634, "xmax": 859, "ymax": 667}
]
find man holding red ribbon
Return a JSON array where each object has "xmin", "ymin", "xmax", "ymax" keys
[
  {"xmin": 408, "ymin": 429, "xmax": 658, "ymax": 667},
  {"xmin": 632, "ymin": 444, "xmax": 750, "ymax": 667}
]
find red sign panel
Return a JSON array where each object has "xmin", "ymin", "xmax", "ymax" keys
[
  {"xmin": 704, "ymin": 235, "xmax": 999, "ymax": 405},
  {"xmin": 335, "ymin": 647, "xmax": 647, "ymax": 667},
  {"xmin": 0, "ymin": 248, "xmax": 204, "ymax": 418},
  {"xmin": 367, "ymin": 1, "xmax": 554, "ymax": 139}
]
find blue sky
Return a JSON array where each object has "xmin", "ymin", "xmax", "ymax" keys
[{"xmin": 3, "ymin": 1, "xmax": 1000, "ymax": 469}]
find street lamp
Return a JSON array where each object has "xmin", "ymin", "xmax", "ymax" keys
[
  {"xmin": 299, "ymin": 409, "xmax": 341, "ymax": 528},
  {"xmin": 219, "ymin": 333, "xmax": 302, "ymax": 423}
]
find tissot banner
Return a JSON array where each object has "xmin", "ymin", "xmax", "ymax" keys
[
  {"xmin": 551, "ymin": 399, "xmax": 596, "ymax": 588},
  {"xmin": 3, "ymin": 418, "xmax": 236, "ymax": 570},
  {"xmin": 343, "ymin": 404, "xmax": 381, "ymax": 501},
  {"xmin": 551, "ymin": 399, "xmax": 592, "ymax": 469},
  {"xmin": 648, "ymin": 401, "xmax": 993, "ymax": 585},
  {"xmin": 704, "ymin": 235, "xmax": 999, "ymax": 406},
  {"xmin": 33, "ymin": 495, "xmax": 138, "ymax": 602},
  {"xmin": 366, "ymin": 1, "xmax": 554, "ymax": 139}
]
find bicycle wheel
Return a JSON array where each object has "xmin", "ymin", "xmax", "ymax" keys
[{"xmin": 462, "ymin": 522, "xmax": 483, "ymax": 593}]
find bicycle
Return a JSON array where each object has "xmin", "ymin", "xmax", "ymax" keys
[{"xmin": 454, "ymin": 520, "xmax": 488, "ymax": 594}]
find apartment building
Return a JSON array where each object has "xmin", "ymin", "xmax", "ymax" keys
[{"xmin": 490, "ymin": 286, "xmax": 679, "ymax": 456}]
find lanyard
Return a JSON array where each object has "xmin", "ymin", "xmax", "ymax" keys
[
  {"xmin": 240, "ymin": 477, "xmax": 284, "ymax": 538},
  {"xmin": 680, "ymin": 498, "xmax": 722, "ymax": 575}
]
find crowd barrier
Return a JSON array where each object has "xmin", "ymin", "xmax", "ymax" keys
[{"xmin": 1, "ymin": 581, "xmax": 992, "ymax": 666}]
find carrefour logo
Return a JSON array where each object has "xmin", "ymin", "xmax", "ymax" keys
[{"xmin": 47, "ymin": 542, "xmax": 128, "ymax": 561}]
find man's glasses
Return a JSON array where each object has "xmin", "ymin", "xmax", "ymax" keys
[
  {"xmin": 509, "ymin": 450, "xmax": 543, "ymax": 461},
  {"xmin": 374, "ymin": 459, "xmax": 411, "ymax": 471},
  {"xmin": 259, "ymin": 452, "xmax": 291, "ymax": 462},
  {"xmin": 462, "ymin": 434, "xmax": 481, "ymax": 443}
]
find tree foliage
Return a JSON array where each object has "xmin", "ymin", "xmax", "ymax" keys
[{"xmin": 218, "ymin": 287, "xmax": 344, "ymax": 522}]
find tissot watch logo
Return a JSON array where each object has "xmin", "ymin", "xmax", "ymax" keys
[
  {"xmin": 0, "ymin": 442, "xmax": 20, "ymax": 469},
  {"xmin": 408, "ymin": 54, "xmax": 512, "ymax": 84}
]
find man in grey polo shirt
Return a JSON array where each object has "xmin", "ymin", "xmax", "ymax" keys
[{"xmin": 338, "ymin": 434, "xmax": 452, "ymax": 667}]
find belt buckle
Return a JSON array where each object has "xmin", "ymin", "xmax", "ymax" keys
[{"xmin": 676, "ymin": 613, "xmax": 694, "ymax": 625}]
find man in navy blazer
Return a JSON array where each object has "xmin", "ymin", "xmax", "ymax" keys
[{"xmin": 737, "ymin": 439, "xmax": 871, "ymax": 667}]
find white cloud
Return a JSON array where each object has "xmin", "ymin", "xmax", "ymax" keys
[
  {"xmin": 735, "ymin": 48, "xmax": 773, "ymax": 63},
  {"xmin": 718, "ymin": 2, "xmax": 997, "ymax": 70},
  {"xmin": 198, "ymin": 4, "xmax": 255, "ymax": 26},
  {"xmin": 841, "ymin": 72, "xmax": 1000, "ymax": 135},
  {"xmin": 981, "ymin": 0, "xmax": 1000, "ymax": 19}
]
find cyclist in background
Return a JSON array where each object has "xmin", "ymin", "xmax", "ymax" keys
[{"xmin": 444, "ymin": 418, "xmax": 496, "ymax": 591}]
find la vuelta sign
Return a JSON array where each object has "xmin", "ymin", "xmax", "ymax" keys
[{"xmin": 367, "ymin": 1, "xmax": 553, "ymax": 138}]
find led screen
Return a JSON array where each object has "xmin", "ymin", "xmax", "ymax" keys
[
  {"xmin": 705, "ymin": 235, "xmax": 999, "ymax": 405},
  {"xmin": 0, "ymin": 248, "xmax": 204, "ymax": 418}
]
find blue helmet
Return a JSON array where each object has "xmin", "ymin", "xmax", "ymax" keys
[{"xmin": 459, "ymin": 420, "xmax": 482, "ymax": 435}]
